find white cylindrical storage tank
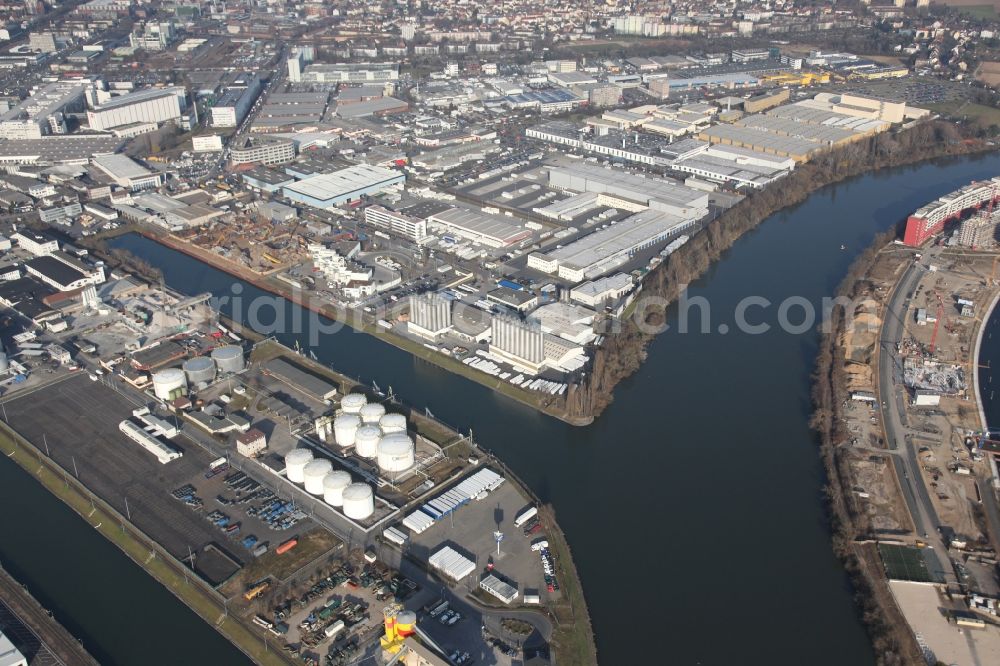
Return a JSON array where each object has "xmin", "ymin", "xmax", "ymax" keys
[
  {"xmin": 211, "ymin": 345, "xmax": 244, "ymax": 373},
  {"xmin": 341, "ymin": 393, "xmax": 367, "ymax": 414},
  {"xmin": 379, "ymin": 413, "xmax": 407, "ymax": 434},
  {"xmin": 359, "ymin": 402, "xmax": 385, "ymax": 424},
  {"xmin": 354, "ymin": 425, "xmax": 381, "ymax": 459},
  {"xmin": 303, "ymin": 459, "xmax": 333, "ymax": 495},
  {"xmin": 183, "ymin": 356, "xmax": 216, "ymax": 384},
  {"xmin": 322, "ymin": 470, "xmax": 352, "ymax": 506},
  {"xmin": 152, "ymin": 368, "xmax": 186, "ymax": 401},
  {"xmin": 377, "ymin": 433, "xmax": 415, "ymax": 474},
  {"xmin": 333, "ymin": 414, "xmax": 361, "ymax": 447},
  {"xmin": 342, "ymin": 483, "xmax": 375, "ymax": 520},
  {"xmin": 284, "ymin": 448, "xmax": 314, "ymax": 484}
]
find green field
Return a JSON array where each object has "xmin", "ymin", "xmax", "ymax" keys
[
  {"xmin": 878, "ymin": 544, "xmax": 935, "ymax": 583},
  {"xmin": 928, "ymin": 101, "xmax": 1000, "ymax": 127}
]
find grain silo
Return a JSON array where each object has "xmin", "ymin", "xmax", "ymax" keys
[
  {"xmin": 354, "ymin": 425, "xmax": 382, "ymax": 459},
  {"xmin": 322, "ymin": 470, "xmax": 352, "ymax": 506},
  {"xmin": 284, "ymin": 448, "xmax": 314, "ymax": 484},
  {"xmin": 303, "ymin": 459, "xmax": 333, "ymax": 495},
  {"xmin": 151, "ymin": 368, "xmax": 187, "ymax": 401},
  {"xmin": 377, "ymin": 433, "xmax": 415, "ymax": 474},
  {"xmin": 211, "ymin": 346, "xmax": 244, "ymax": 373},
  {"xmin": 342, "ymin": 483, "xmax": 375, "ymax": 520}
]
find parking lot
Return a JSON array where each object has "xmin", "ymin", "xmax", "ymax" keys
[
  {"xmin": 817, "ymin": 78, "xmax": 975, "ymax": 107},
  {"xmin": 405, "ymin": 479, "xmax": 555, "ymax": 606},
  {"xmin": 2, "ymin": 374, "xmax": 254, "ymax": 584}
]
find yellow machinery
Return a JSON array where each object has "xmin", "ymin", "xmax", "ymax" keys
[
  {"xmin": 243, "ymin": 580, "xmax": 269, "ymax": 601},
  {"xmin": 760, "ymin": 71, "xmax": 830, "ymax": 86},
  {"xmin": 381, "ymin": 603, "xmax": 418, "ymax": 654}
]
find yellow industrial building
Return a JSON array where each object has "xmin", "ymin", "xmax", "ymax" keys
[
  {"xmin": 743, "ymin": 88, "xmax": 790, "ymax": 114},
  {"xmin": 851, "ymin": 66, "xmax": 908, "ymax": 80},
  {"xmin": 760, "ymin": 71, "xmax": 831, "ymax": 86}
]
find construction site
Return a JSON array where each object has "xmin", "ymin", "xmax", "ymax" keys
[
  {"xmin": 832, "ymin": 210, "xmax": 1000, "ymax": 665},
  {"xmin": 841, "ymin": 243, "xmax": 998, "ymax": 542}
]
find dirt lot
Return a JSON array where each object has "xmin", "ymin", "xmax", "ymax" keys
[{"xmin": 847, "ymin": 451, "xmax": 911, "ymax": 534}]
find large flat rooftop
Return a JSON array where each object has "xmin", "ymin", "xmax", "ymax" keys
[
  {"xmin": 92, "ymin": 153, "xmax": 153, "ymax": 180},
  {"xmin": 546, "ymin": 208, "xmax": 691, "ymax": 271},
  {"xmin": 0, "ymin": 136, "xmax": 122, "ymax": 163},
  {"xmin": 698, "ymin": 124, "xmax": 823, "ymax": 159},
  {"xmin": 283, "ymin": 165, "xmax": 402, "ymax": 203},
  {"xmin": 547, "ymin": 163, "xmax": 709, "ymax": 213},
  {"xmin": 0, "ymin": 82, "xmax": 86, "ymax": 123},
  {"xmin": 427, "ymin": 206, "xmax": 531, "ymax": 245},
  {"xmin": 90, "ymin": 87, "xmax": 185, "ymax": 111}
]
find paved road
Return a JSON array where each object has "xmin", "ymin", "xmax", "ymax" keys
[{"xmin": 877, "ymin": 248, "xmax": 957, "ymax": 586}]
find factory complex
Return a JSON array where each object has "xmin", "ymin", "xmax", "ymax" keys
[
  {"xmin": 283, "ymin": 165, "xmax": 405, "ymax": 210},
  {"xmin": 0, "ymin": 38, "xmax": 937, "ymax": 426},
  {"xmin": 4, "ymin": 0, "xmax": 990, "ymax": 660},
  {"xmin": 0, "ymin": 239, "xmax": 560, "ymax": 665}
]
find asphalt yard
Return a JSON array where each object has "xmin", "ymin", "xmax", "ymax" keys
[
  {"xmin": 406, "ymin": 478, "xmax": 554, "ymax": 604},
  {"xmin": 3, "ymin": 374, "xmax": 244, "ymax": 585}
]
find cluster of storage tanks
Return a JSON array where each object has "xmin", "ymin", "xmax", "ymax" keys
[
  {"xmin": 284, "ymin": 448, "xmax": 375, "ymax": 520},
  {"xmin": 150, "ymin": 346, "xmax": 245, "ymax": 400},
  {"xmin": 329, "ymin": 393, "xmax": 415, "ymax": 475}
]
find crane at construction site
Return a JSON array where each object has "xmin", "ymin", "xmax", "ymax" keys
[{"xmin": 929, "ymin": 290, "xmax": 946, "ymax": 354}]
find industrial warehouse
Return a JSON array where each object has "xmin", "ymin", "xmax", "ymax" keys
[
  {"xmin": 0, "ymin": 250, "xmax": 556, "ymax": 656},
  {"xmin": 424, "ymin": 206, "xmax": 533, "ymax": 248},
  {"xmin": 0, "ymin": 8, "xmax": 986, "ymax": 662},
  {"xmin": 283, "ymin": 165, "xmax": 405, "ymax": 209},
  {"xmin": 545, "ymin": 163, "xmax": 709, "ymax": 217},
  {"xmin": 529, "ymin": 208, "xmax": 697, "ymax": 282},
  {"xmin": 85, "ymin": 87, "xmax": 188, "ymax": 132}
]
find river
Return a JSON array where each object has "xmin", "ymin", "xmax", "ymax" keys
[
  {"xmin": 979, "ymin": 291, "xmax": 1000, "ymax": 434},
  {"xmin": 7, "ymin": 153, "xmax": 1000, "ymax": 665}
]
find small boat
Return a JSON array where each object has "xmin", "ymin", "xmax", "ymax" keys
[
  {"xmin": 372, "ymin": 380, "xmax": 385, "ymax": 397},
  {"xmin": 840, "ymin": 244, "xmax": 847, "ymax": 250}
]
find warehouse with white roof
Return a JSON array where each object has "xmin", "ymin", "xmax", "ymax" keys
[
  {"xmin": 425, "ymin": 206, "xmax": 533, "ymax": 248},
  {"xmin": 546, "ymin": 164, "xmax": 709, "ymax": 217},
  {"xmin": 91, "ymin": 154, "xmax": 164, "ymax": 191},
  {"xmin": 529, "ymin": 208, "xmax": 699, "ymax": 283},
  {"xmin": 282, "ymin": 165, "xmax": 404, "ymax": 209}
]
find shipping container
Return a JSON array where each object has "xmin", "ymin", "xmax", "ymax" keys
[
  {"xmin": 276, "ymin": 538, "xmax": 298, "ymax": 555},
  {"xmin": 514, "ymin": 506, "xmax": 538, "ymax": 527},
  {"xmin": 324, "ymin": 620, "xmax": 346, "ymax": 638}
]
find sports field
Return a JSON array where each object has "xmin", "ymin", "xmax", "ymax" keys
[{"xmin": 878, "ymin": 544, "xmax": 935, "ymax": 583}]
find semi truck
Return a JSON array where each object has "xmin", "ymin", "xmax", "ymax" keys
[
  {"xmin": 324, "ymin": 620, "xmax": 346, "ymax": 639},
  {"xmin": 514, "ymin": 506, "xmax": 538, "ymax": 527}
]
